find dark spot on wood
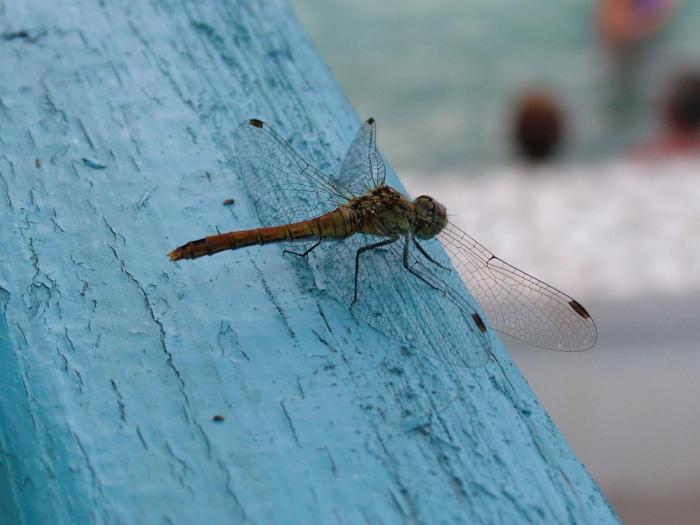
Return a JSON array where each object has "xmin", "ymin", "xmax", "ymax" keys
[
  {"xmin": 222, "ymin": 198, "xmax": 235, "ymax": 206},
  {"xmin": 3, "ymin": 30, "xmax": 30, "ymax": 40},
  {"xmin": 472, "ymin": 313, "xmax": 487, "ymax": 333},
  {"xmin": 213, "ymin": 414, "xmax": 225, "ymax": 422},
  {"xmin": 35, "ymin": 159, "xmax": 42, "ymax": 168},
  {"xmin": 1, "ymin": 30, "xmax": 44, "ymax": 43},
  {"xmin": 249, "ymin": 118, "xmax": 264, "ymax": 128},
  {"xmin": 568, "ymin": 299, "xmax": 590, "ymax": 320},
  {"xmin": 0, "ymin": 29, "xmax": 46, "ymax": 44}
]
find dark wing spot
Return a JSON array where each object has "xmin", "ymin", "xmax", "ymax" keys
[
  {"xmin": 367, "ymin": 117, "xmax": 375, "ymax": 125},
  {"xmin": 249, "ymin": 118, "xmax": 264, "ymax": 128},
  {"xmin": 568, "ymin": 299, "xmax": 591, "ymax": 320},
  {"xmin": 472, "ymin": 313, "xmax": 487, "ymax": 333}
]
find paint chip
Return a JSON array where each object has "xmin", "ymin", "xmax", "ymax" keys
[
  {"xmin": 82, "ymin": 157, "xmax": 107, "ymax": 169},
  {"xmin": 400, "ymin": 414, "xmax": 431, "ymax": 433},
  {"xmin": 136, "ymin": 186, "xmax": 157, "ymax": 209}
]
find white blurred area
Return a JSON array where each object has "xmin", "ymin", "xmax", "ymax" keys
[
  {"xmin": 404, "ymin": 160, "xmax": 700, "ymax": 524},
  {"xmin": 403, "ymin": 159, "xmax": 700, "ymax": 302}
]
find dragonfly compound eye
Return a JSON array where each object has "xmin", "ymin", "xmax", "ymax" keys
[{"xmin": 412, "ymin": 195, "xmax": 448, "ymax": 239}]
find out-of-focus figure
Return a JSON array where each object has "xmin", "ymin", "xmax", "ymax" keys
[
  {"xmin": 634, "ymin": 70, "xmax": 700, "ymax": 158},
  {"xmin": 596, "ymin": 0, "xmax": 680, "ymax": 50},
  {"xmin": 511, "ymin": 90, "xmax": 565, "ymax": 164}
]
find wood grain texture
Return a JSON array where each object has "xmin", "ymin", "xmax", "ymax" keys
[{"xmin": 0, "ymin": 0, "xmax": 618, "ymax": 523}]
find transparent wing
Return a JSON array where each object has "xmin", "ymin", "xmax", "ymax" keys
[
  {"xmin": 336, "ymin": 118, "xmax": 387, "ymax": 195},
  {"xmin": 317, "ymin": 232, "xmax": 492, "ymax": 368},
  {"xmin": 233, "ymin": 119, "xmax": 353, "ymax": 227},
  {"xmin": 434, "ymin": 220, "xmax": 598, "ymax": 351}
]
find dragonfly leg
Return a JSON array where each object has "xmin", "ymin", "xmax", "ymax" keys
[
  {"xmin": 403, "ymin": 235, "xmax": 445, "ymax": 294},
  {"xmin": 283, "ymin": 241, "xmax": 321, "ymax": 258},
  {"xmin": 352, "ymin": 237, "xmax": 399, "ymax": 305},
  {"xmin": 412, "ymin": 237, "xmax": 451, "ymax": 271}
]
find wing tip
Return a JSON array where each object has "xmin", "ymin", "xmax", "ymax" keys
[{"xmin": 248, "ymin": 118, "xmax": 264, "ymax": 128}]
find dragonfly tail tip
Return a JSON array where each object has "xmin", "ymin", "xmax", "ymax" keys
[{"xmin": 167, "ymin": 248, "xmax": 183, "ymax": 261}]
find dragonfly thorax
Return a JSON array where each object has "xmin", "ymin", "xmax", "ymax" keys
[
  {"xmin": 350, "ymin": 186, "xmax": 447, "ymax": 240},
  {"xmin": 351, "ymin": 186, "xmax": 413, "ymax": 237},
  {"xmin": 412, "ymin": 195, "xmax": 448, "ymax": 239}
]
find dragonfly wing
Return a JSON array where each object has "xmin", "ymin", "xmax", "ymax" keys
[
  {"xmin": 336, "ymin": 118, "xmax": 387, "ymax": 194},
  {"xmin": 318, "ymin": 233, "xmax": 491, "ymax": 367},
  {"xmin": 233, "ymin": 119, "xmax": 352, "ymax": 227},
  {"xmin": 435, "ymin": 221, "xmax": 598, "ymax": 351}
]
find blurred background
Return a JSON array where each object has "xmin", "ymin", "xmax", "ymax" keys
[{"xmin": 292, "ymin": 0, "xmax": 700, "ymax": 523}]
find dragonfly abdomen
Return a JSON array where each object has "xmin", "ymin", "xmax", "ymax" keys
[{"xmin": 168, "ymin": 207, "xmax": 357, "ymax": 261}]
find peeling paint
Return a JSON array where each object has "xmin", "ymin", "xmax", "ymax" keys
[{"xmin": 81, "ymin": 157, "xmax": 107, "ymax": 169}]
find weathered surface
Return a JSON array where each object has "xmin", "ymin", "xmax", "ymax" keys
[{"xmin": 0, "ymin": 1, "xmax": 618, "ymax": 523}]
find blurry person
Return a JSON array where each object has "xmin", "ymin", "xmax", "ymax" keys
[
  {"xmin": 596, "ymin": 0, "xmax": 680, "ymax": 50},
  {"xmin": 634, "ymin": 70, "xmax": 700, "ymax": 158},
  {"xmin": 511, "ymin": 90, "xmax": 566, "ymax": 164}
]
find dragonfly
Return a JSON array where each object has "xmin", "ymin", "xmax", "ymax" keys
[{"xmin": 168, "ymin": 118, "xmax": 597, "ymax": 367}]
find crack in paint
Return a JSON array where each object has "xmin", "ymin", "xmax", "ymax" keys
[
  {"xmin": 73, "ymin": 432, "xmax": 103, "ymax": 496},
  {"xmin": 251, "ymin": 260, "xmax": 296, "ymax": 339},
  {"xmin": 110, "ymin": 379, "xmax": 126, "ymax": 423},
  {"xmin": 118, "ymin": 260, "xmax": 191, "ymax": 417},
  {"xmin": 163, "ymin": 442, "xmax": 194, "ymax": 494},
  {"xmin": 279, "ymin": 400, "xmax": 300, "ymax": 447},
  {"xmin": 57, "ymin": 328, "xmax": 84, "ymax": 393},
  {"xmin": 0, "ymin": 163, "xmax": 13, "ymax": 211}
]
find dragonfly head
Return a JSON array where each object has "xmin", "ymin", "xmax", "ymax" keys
[{"xmin": 412, "ymin": 195, "xmax": 448, "ymax": 239}]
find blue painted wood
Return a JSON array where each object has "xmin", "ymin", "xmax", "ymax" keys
[{"xmin": 0, "ymin": 1, "xmax": 619, "ymax": 523}]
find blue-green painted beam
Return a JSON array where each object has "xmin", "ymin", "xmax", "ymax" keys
[{"xmin": 0, "ymin": 1, "xmax": 617, "ymax": 523}]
